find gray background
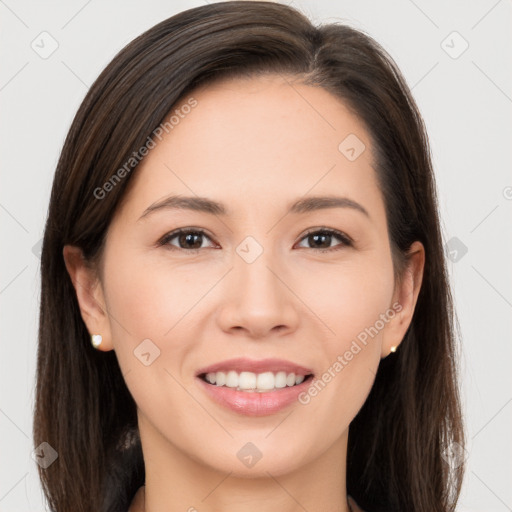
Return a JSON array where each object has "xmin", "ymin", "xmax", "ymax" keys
[{"xmin": 1, "ymin": 1, "xmax": 511, "ymax": 510}]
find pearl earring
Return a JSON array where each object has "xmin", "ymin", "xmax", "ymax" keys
[
  {"xmin": 390, "ymin": 345, "xmax": 397, "ymax": 353},
  {"xmin": 91, "ymin": 334, "xmax": 103, "ymax": 348}
]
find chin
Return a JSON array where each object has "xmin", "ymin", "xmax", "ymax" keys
[{"xmin": 198, "ymin": 441, "xmax": 310, "ymax": 478}]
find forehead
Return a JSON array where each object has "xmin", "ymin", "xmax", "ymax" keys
[
  {"xmin": 170, "ymin": 73, "xmax": 371, "ymax": 162},
  {"xmin": 116, "ymin": 74, "xmax": 383, "ymax": 223}
]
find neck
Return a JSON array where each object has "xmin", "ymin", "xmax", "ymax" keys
[
  {"xmin": 129, "ymin": 413, "xmax": 353, "ymax": 512},
  {"xmin": 130, "ymin": 486, "xmax": 354, "ymax": 512}
]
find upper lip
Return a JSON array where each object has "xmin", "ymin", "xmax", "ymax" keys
[{"xmin": 196, "ymin": 358, "xmax": 314, "ymax": 377}]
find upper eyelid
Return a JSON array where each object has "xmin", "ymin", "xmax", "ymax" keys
[
  {"xmin": 299, "ymin": 227, "xmax": 352, "ymax": 242},
  {"xmin": 158, "ymin": 228, "xmax": 217, "ymax": 248},
  {"xmin": 160, "ymin": 227, "xmax": 352, "ymax": 248}
]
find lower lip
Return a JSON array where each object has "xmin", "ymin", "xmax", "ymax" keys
[{"xmin": 196, "ymin": 376, "xmax": 313, "ymax": 416}]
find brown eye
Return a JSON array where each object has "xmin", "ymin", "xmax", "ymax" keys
[
  {"xmin": 159, "ymin": 229, "xmax": 215, "ymax": 251},
  {"xmin": 296, "ymin": 229, "xmax": 352, "ymax": 252}
]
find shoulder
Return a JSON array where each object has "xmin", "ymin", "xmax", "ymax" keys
[
  {"xmin": 127, "ymin": 485, "xmax": 145, "ymax": 512},
  {"xmin": 348, "ymin": 494, "xmax": 365, "ymax": 512}
]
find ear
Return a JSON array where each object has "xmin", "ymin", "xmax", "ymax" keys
[
  {"xmin": 62, "ymin": 245, "xmax": 114, "ymax": 351},
  {"xmin": 381, "ymin": 241, "xmax": 425, "ymax": 358}
]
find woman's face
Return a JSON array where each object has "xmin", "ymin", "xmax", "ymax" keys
[{"xmin": 69, "ymin": 74, "xmax": 423, "ymax": 478}]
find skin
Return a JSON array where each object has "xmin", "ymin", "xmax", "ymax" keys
[{"xmin": 64, "ymin": 73, "xmax": 424, "ymax": 512}]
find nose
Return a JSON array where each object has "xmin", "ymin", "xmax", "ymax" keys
[{"xmin": 215, "ymin": 248, "xmax": 300, "ymax": 339}]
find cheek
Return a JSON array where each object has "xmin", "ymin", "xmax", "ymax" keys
[
  {"xmin": 298, "ymin": 256, "xmax": 394, "ymax": 406},
  {"xmin": 101, "ymin": 255, "xmax": 204, "ymax": 417},
  {"xmin": 101, "ymin": 251, "xmax": 222, "ymax": 397},
  {"xmin": 302, "ymin": 256, "xmax": 394, "ymax": 346},
  {"xmin": 103, "ymin": 251, "xmax": 210, "ymax": 339}
]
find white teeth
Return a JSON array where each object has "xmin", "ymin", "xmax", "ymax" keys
[
  {"xmin": 225, "ymin": 370, "xmax": 238, "ymax": 388},
  {"xmin": 257, "ymin": 371, "xmax": 275, "ymax": 390},
  {"xmin": 287, "ymin": 373, "xmax": 297, "ymax": 386},
  {"xmin": 274, "ymin": 371, "xmax": 287, "ymax": 388},
  {"xmin": 204, "ymin": 370, "xmax": 309, "ymax": 391},
  {"xmin": 215, "ymin": 372, "xmax": 226, "ymax": 386},
  {"xmin": 239, "ymin": 371, "xmax": 256, "ymax": 389}
]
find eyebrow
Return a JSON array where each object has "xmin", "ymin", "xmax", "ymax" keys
[{"xmin": 138, "ymin": 194, "xmax": 370, "ymax": 221}]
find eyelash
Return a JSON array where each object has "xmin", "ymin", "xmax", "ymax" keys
[{"xmin": 157, "ymin": 227, "xmax": 353, "ymax": 254}]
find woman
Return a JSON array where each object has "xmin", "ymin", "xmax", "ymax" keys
[{"xmin": 33, "ymin": 2, "xmax": 465, "ymax": 511}]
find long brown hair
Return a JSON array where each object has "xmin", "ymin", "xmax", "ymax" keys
[{"xmin": 34, "ymin": 2, "xmax": 465, "ymax": 511}]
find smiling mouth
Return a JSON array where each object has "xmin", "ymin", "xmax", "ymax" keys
[{"xmin": 198, "ymin": 371, "xmax": 314, "ymax": 393}]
